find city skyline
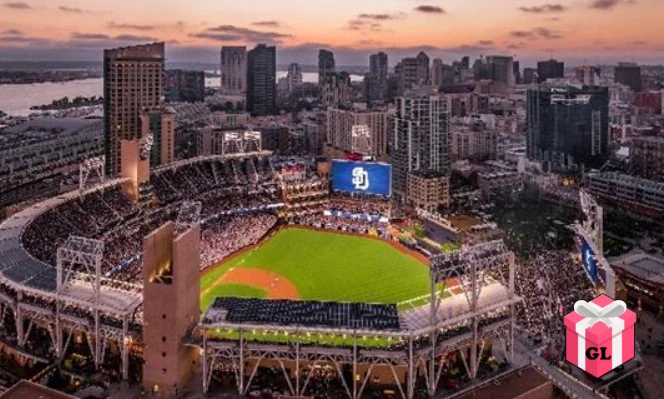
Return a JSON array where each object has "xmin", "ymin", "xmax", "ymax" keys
[{"xmin": 0, "ymin": 0, "xmax": 662, "ymax": 65}]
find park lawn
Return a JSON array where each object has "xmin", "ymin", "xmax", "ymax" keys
[{"xmin": 200, "ymin": 227, "xmax": 430, "ymax": 307}]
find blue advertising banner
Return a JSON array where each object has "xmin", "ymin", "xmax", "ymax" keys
[
  {"xmin": 330, "ymin": 160, "xmax": 392, "ymax": 196},
  {"xmin": 581, "ymin": 238, "xmax": 599, "ymax": 284}
]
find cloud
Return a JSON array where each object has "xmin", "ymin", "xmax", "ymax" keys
[
  {"xmin": 589, "ymin": 0, "xmax": 634, "ymax": 10},
  {"xmin": 414, "ymin": 5, "xmax": 445, "ymax": 14},
  {"xmin": 190, "ymin": 25, "xmax": 292, "ymax": 44},
  {"xmin": 2, "ymin": 2, "xmax": 31, "ymax": 9},
  {"xmin": 71, "ymin": 33, "xmax": 111, "ymax": 40},
  {"xmin": 519, "ymin": 4, "xmax": 566, "ymax": 13},
  {"xmin": 357, "ymin": 13, "xmax": 404, "ymax": 21},
  {"xmin": 631, "ymin": 40, "xmax": 647, "ymax": 45},
  {"xmin": 252, "ymin": 20, "xmax": 282, "ymax": 28},
  {"xmin": 108, "ymin": 21, "xmax": 156, "ymax": 31},
  {"xmin": 510, "ymin": 27, "xmax": 562, "ymax": 40},
  {"xmin": 345, "ymin": 12, "xmax": 405, "ymax": 32},
  {"xmin": 71, "ymin": 32, "xmax": 157, "ymax": 42},
  {"xmin": 477, "ymin": 40, "xmax": 494, "ymax": 46},
  {"xmin": 58, "ymin": 6, "xmax": 86, "ymax": 13},
  {"xmin": 2, "ymin": 29, "xmax": 23, "ymax": 36}
]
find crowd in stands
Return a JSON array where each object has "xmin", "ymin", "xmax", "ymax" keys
[
  {"xmin": 22, "ymin": 186, "xmax": 139, "ymax": 266},
  {"xmin": 200, "ymin": 214, "xmax": 277, "ymax": 268},
  {"xmin": 291, "ymin": 214, "xmax": 390, "ymax": 238}
]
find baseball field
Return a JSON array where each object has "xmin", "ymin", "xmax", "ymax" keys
[{"xmin": 200, "ymin": 227, "xmax": 431, "ymax": 311}]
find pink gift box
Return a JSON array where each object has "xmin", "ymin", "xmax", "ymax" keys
[{"xmin": 564, "ymin": 294, "xmax": 637, "ymax": 378}]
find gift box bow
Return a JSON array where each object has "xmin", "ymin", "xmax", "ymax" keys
[{"xmin": 574, "ymin": 299, "xmax": 627, "ymax": 332}]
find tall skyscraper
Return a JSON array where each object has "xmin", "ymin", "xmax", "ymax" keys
[
  {"xmin": 164, "ymin": 69, "xmax": 205, "ymax": 103},
  {"xmin": 246, "ymin": 44, "xmax": 277, "ymax": 116},
  {"xmin": 397, "ymin": 52, "xmax": 430, "ymax": 90},
  {"xmin": 104, "ymin": 42, "xmax": 165, "ymax": 176},
  {"xmin": 461, "ymin": 56, "xmax": 470, "ymax": 70},
  {"xmin": 526, "ymin": 85, "xmax": 609, "ymax": 171},
  {"xmin": 369, "ymin": 52, "xmax": 388, "ymax": 85},
  {"xmin": 220, "ymin": 46, "xmax": 247, "ymax": 94},
  {"xmin": 391, "ymin": 94, "xmax": 450, "ymax": 199},
  {"xmin": 523, "ymin": 67, "xmax": 537, "ymax": 84},
  {"xmin": 485, "ymin": 55, "xmax": 515, "ymax": 86},
  {"xmin": 576, "ymin": 65, "xmax": 601, "ymax": 86},
  {"xmin": 615, "ymin": 63, "xmax": 642, "ymax": 92},
  {"xmin": 318, "ymin": 49, "xmax": 336, "ymax": 86},
  {"xmin": 537, "ymin": 59, "xmax": 564, "ymax": 82},
  {"xmin": 286, "ymin": 63, "xmax": 303, "ymax": 93}
]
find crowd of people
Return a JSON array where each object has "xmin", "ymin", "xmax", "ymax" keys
[
  {"xmin": 515, "ymin": 249, "xmax": 595, "ymax": 347},
  {"xmin": 200, "ymin": 214, "xmax": 278, "ymax": 268},
  {"xmin": 22, "ymin": 186, "xmax": 139, "ymax": 266}
]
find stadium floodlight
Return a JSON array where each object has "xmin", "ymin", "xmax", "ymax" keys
[
  {"xmin": 139, "ymin": 132, "xmax": 154, "ymax": 161},
  {"xmin": 351, "ymin": 125, "xmax": 372, "ymax": 156},
  {"xmin": 222, "ymin": 131, "xmax": 262, "ymax": 155},
  {"xmin": 79, "ymin": 155, "xmax": 105, "ymax": 192}
]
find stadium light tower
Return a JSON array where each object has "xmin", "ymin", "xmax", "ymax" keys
[
  {"xmin": 428, "ymin": 240, "xmax": 517, "ymax": 391},
  {"xmin": 79, "ymin": 156, "xmax": 105, "ymax": 192},
  {"xmin": 222, "ymin": 131, "xmax": 262, "ymax": 155}
]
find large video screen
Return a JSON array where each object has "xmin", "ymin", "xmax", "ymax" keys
[
  {"xmin": 331, "ymin": 160, "xmax": 392, "ymax": 196},
  {"xmin": 580, "ymin": 238, "xmax": 599, "ymax": 285}
]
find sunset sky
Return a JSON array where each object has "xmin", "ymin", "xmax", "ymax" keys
[{"xmin": 0, "ymin": 0, "xmax": 662, "ymax": 65}]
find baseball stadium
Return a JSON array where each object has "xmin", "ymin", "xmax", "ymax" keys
[{"xmin": 0, "ymin": 143, "xmax": 518, "ymax": 398}]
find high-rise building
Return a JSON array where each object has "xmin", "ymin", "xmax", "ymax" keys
[
  {"xmin": 537, "ymin": 59, "xmax": 564, "ymax": 82},
  {"xmin": 327, "ymin": 107, "xmax": 389, "ymax": 158},
  {"xmin": 523, "ymin": 68, "xmax": 537, "ymax": 84},
  {"xmin": 286, "ymin": 63, "xmax": 303, "ymax": 93},
  {"xmin": 318, "ymin": 49, "xmax": 336, "ymax": 86},
  {"xmin": 321, "ymin": 72, "xmax": 351, "ymax": 109},
  {"xmin": 397, "ymin": 52, "xmax": 430, "ymax": 90},
  {"xmin": 220, "ymin": 46, "xmax": 247, "ymax": 94},
  {"xmin": 140, "ymin": 107, "xmax": 175, "ymax": 167},
  {"xmin": 513, "ymin": 60, "xmax": 521, "ymax": 84},
  {"xmin": 369, "ymin": 52, "xmax": 388, "ymax": 85},
  {"xmin": 104, "ymin": 42, "xmax": 165, "ymax": 176},
  {"xmin": 615, "ymin": 63, "xmax": 642, "ymax": 92},
  {"xmin": 363, "ymin": 73, "xmax": 381, "ymax": 106},
  {"xmin": 246, "ymin": 44, "xmax": 277, "ymax": 116},
  {"xmin": 526, "ymin": 85, "xmax": 609, "ymax": 171},
  {"xmin": 576, "ymin": 65, "xmax": 601, "ymax": 86},
  {"xmin": 461, "ymin": 56, "xmax": 470, "ymax": 70},
  {"xmin": 164, "ymin": 69, "xmax": 205, "ymax": 103},
  {"xmin": 630, "ymin": 136, "xmax": 664, "ymax": 182},
  {"xmin": 485, "ymin": 55, "xmax": 515, "ymax": 86},
  {"xmin": 391, "ymin": 94, "xmax": 450, "ymax": 199}
]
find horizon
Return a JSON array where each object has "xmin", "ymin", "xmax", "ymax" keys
[{"xmin": 0, "ymin": 0, "xmax": 662, "ymax": 66}]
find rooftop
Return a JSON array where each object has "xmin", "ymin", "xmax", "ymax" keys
[
  {"xmin": 453, "ymin": 365, "xmax": 552, "ymax": 399},
  {"xmin": 0, "ymin": 380, "xmax": 76, "ymax": 399},
  {"xmin": 611, "ymin": 251, "xmax": 664, "ymax": 286}
]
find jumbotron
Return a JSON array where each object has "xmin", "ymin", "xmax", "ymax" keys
[{"xmin": 0, "ymin": 140, "xmax": 518, "ymax": 398}]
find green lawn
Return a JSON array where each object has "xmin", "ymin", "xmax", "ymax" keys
[
  {"xmin": 200, "ymin": 284, "xmax": 267, "ymax": 310},
  {"xmin": 200, "ymin": 227, "xmax": 430, "ymax": 309}
]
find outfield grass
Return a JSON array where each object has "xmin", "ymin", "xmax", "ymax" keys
[
  {"xmin": 200, "ymin": 284, "xmax": 267, "ymax": 310},
  {"xmin": 200, "ymin": 227, "xmax": 430, "ymax": 309}
]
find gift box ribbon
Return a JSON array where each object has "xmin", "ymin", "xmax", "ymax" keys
[{"xmin": 573, "ymin": 299, "xmax": 626, "ymax": 370}]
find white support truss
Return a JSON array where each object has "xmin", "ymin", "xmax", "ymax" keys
[{"xmin": 79, "ymin": 156, "xmax": 105, "ymax": 192}]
